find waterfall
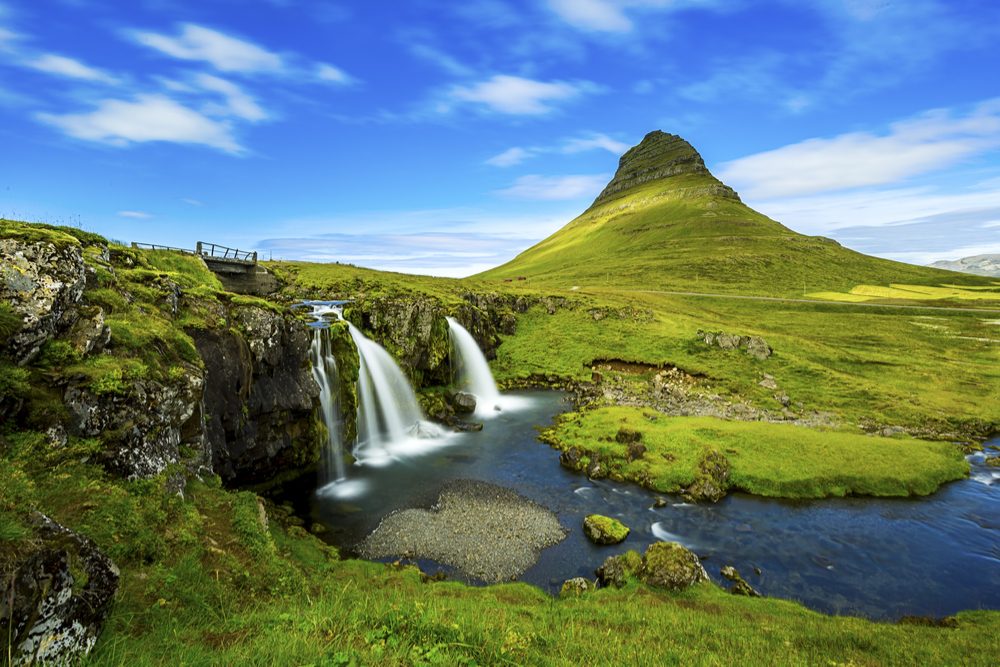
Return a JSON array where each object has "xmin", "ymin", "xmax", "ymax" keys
[
  {"xmin": 309, "ymin": 327, "xmax": 346, "ymax": 482},
  {"xmin": 446, "ymin": 316, "xmax": 501, "ymax": 416},
  {"xmin": 347, "ymin": 322, "xmax": 439, "ymax": 461}
]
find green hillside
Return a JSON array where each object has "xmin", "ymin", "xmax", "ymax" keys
[{"xmin": 480, "ymin": 131, "xmax": 982, "ymax": 296}]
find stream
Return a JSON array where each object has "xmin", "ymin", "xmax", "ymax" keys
[{"xmin": 276, "ymin": 390, "xmax": 1000, "ymax": 620}]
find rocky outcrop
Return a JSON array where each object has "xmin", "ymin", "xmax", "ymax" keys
[
  {"xmin": 595, "ymin": 550, "xmax": 643, "ymax": 588},
  {"xmin": 721, "ymin": 565, "xmax": 761, "ymax": 597},
  {"xmin": 1, "ymin": 513, "xmax": 120, "ymax": 666},
  {"xmin": 192, "ymin": 305, "xmax": 321, "ymax": 483},
  {"xmin": 698, "ymin": 330, "xmax": 772, "ymax": 361},
  {"xmin": 64, "ymin": 363, "xmax": 206, "ymax": 479},
  {"xmin": 1, "ymin": 237, "xmax": 86, "ymax": 363},
  {"xmin": 930, "ymin": 253, "xmax": 1000, "ymax": 277},
  {"xmin": 683, "ymin": 449, "xmax": 731, "ymax": 503}
]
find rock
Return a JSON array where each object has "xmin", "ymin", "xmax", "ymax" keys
[
  {"xmin": 453, "ymin": 421, "xmax": 484, "ymax": 432},
  {"xmin": 639, "ymin": 542, "xmax": 709, "ymax": 590},
  {"xmin": 1, "ymin": 513, "xmax": 119, "ymax": 666},
  {"xmin": 758, "ymin": 374, "xmax": 778, "ymax": 390},
  {"xmin": 559, "ymin": 447, "xmax": 583, "ymax": 468},
  {"xmin": 583, "ymin": 514, "xmax": 630, "ymax": 545},
  {"xmin": 192, "ymin": 306, "xmax": 322, "ymax": 484},
  {"xmin": 559, "ymin": 577, "xmax": 595, "ymax": 597},
  {"xmin": 985, "ymin": 456, "xmax": 1000, "ymax": 468},
  {"xmin": 720, "ymin": 565, "xmax": 761, "ymax": 597},
  {"xmin": 451, "ymin": 391, "xmax": 477, "ymax": 414},
  {"xmin": 595, "ymin": 551, "xmax": 643, "ymax": 588},
  {"xmin": 626, "ymin": 441, "xmax": 647, "ymax": 461},
  {"xmin": 697, "ymin": 329, "xmax": 772, "ymax": 361},
  {"xmin": 66, "ymin": 305, "xmax": 110, "ymax": 356},
  {"xmin": 683, "ymin": 449, "xmax": 730, "ymax": 503},
  {"xmin": 0, "ymin": 237, "xmax": 87, "ymax": 363},
  {"xmin": 615, "ymin": 427, "xmax": 642, "ymax": 443},
  {"xmin": 652, "ymin": 496, "xmax": 668, "ymax": 508}
]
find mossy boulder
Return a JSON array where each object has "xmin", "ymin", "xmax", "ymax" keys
[
  {"xmin": 720, "ymin": 565, "xmax": 761, "ymax": 597},
  {"xmin": 559, "ymin": 577, "xmax": 595, "ymax": 598},
  {"xmin": 985, "ymin": 456, "xmax": 1000, "ymax": 468},
  {"xmin": 683, "ymin": 449, "xmax": 730, "ymax": 503},
  {"xmin": 639, "ymin": 542, "xmax": 708, "ymax": 590},
  {"xmin": 595, "ymin": 550, "xmax": 643, "ymax": 588},
  {"xmin": 583, "ymin": 514, "xmax": 630, "ymax": 545}
]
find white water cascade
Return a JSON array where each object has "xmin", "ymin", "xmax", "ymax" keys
[
  {"xmin": 347, "ymin": 322, "xmax": 442, "ymax": 463},
  {"xmin": 446, "ymin": 317, "xmax": 502, "ymax": 416},
  {"xmin": 309, "ymin": 327, "xmax": 346, "ymax": 482}
]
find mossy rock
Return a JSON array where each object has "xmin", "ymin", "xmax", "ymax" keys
[
  {"xmin": 582, "ymin": 514, "xmax": 630, "ymax": 545},
  {"xmin": 985, "ymin": 456, "xmax": 1000, "ymax": 468},
  {"xmin": 639, "ymin": 541, "xmax": 709, "ymax": 590},
  {"xmin": 595, "ymin": 550, "xmax": 643, "ymax": 588},
  {"xmin": 683, "ymin": 449, "xmax": 730, "ymax": 503},
  {"xmin": 559, "ymin": 577, "xmax": 595, "ymax": 598}
]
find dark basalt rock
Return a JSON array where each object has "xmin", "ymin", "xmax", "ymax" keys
[
  {"xmin": 1, "ymin": 513, "xmax": 119, "ymax": 666},
  {"xmin": 451, "ymin": 391, "xmax": 477, "ymax": 414}
]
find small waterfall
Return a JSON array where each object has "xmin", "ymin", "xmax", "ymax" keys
[
  {"xmin": 309, "ymin": 327, "xmax": 346, "ymax": 482},
  {"xmin": 347, "ymin": 322, "xmax": 436, "ymax": 459},
  {"xmin": 446, "ymin": 316, "xmax": 501, "ymax": 415}
]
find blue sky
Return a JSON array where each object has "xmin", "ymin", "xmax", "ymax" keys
[{"xmin": 1, "ymin": 0, "xmax": 999, "ymax": 276}]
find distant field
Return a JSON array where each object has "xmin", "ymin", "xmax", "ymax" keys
[{"xmin": 809, "ymin": 283, "xmax": 1000, "ymax": 303}]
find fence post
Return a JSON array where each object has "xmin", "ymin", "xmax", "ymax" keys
[
  {"xmin": 196, "ymin": 241, "xmax": 203, "ymax": 255},
  {"xmin": 252, "ymin": 251, "xmax": 258, "ymax": 264}
]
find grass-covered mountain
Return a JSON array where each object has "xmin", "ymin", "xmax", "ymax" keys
[{"xmin": 481, "ymin": 131, "xmax": 981, "ymax": 295}]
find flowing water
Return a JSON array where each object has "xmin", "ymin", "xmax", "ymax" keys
[
  {"xmin": 309, "ymin": 328, "xmax": 345, "ymax": 482},
  {"xmin": 446, "ymin": 317, "xmax": 502, "ymax": 417},
  {"xmin": 279, "ymin": 390, "xmax": 1000, "ymax": 620}
]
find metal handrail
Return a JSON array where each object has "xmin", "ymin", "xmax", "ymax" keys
[
  {"xmin": 131, "ymin": 242, "xmax": 195, "ymax": 254},
  {"xmin": 196, "ymin": 241, "xmax": 257, "ymax": 264}
]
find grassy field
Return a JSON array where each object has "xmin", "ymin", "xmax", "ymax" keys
[
  {"xmin": 543, "ymin": 407, "xmax": 969, "ymax": 498},
  {"xmin": 2, "ymin": 430, "xmax": 996, "ymax": 667}
]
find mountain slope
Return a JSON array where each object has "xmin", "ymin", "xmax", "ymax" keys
[
  {"xmin": 480, "ymin": 131, "xmax": 977, "ymax": 295},
  {"xmin": 930, "ymin": 254, "xmax": 1000, "ymax": 277}
]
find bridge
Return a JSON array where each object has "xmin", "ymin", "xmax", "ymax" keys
[{"xmin": 131, "ymin": 241, "xmax": 258, "ymax": 273}]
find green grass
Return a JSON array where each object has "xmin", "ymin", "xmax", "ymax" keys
[
  {"xmin": 543, "ymin": 407, "xmax": 969, "ymax": 498},
  {"xmin": 3, "ymin": 429, "xmax": 992, "ymax": 666}
]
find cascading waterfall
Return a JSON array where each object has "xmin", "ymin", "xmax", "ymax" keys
[
  {"xmin": 446, "ymin": 316, "xmax": 502, "ymax": 416},
  {"xmin": 309, "ymin": 327, "xmax": 346, "ymax": 482},
  {"xmin": 347, "ymin": 322, "xmax": 441, "ymax": 462}
]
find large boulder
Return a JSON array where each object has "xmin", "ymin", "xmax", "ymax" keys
[
  {"xmin": 595, "ymin": 550, "xmax": 643, "ymax": 588},
  {"xmin": 1, "ymin": 513, "xmax": 119, "ymax": 665},
  {"xmin": 639, "ymin": 541, "xmax": 709, "ymax": 590},
  {"xmin": 683, "ymin": 449, "xmax": 731, "ymax": 503},
  {"xmin": 583, "ymin": 514, "xmax": 630, "ymax": 545},
  {"xmin": 1, "ymin": 237, "xmax": 86, "ymax": 363}
]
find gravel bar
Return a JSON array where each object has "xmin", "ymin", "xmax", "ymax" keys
[{"xmin": 357, "ymin": 479, "xmax": 567, "ymax": 583}]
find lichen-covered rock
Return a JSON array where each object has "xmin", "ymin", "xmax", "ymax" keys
[
  {"xmin": 66, "ymin": 304, "xmax": 110, "ymax": 356},
  {"xmin": 595, "ymin": 550, "xmax": 643, "ymax": 588},
  {"xmin": 64, "ymin": 363, "xmax": 205, "ymax": 479},
  {"xmin": 583, "ymin": 514, "xmax": 630, "ymax": 545},
  {"xmin": 698, "ymin": 329, "xmax": 772, "ymax": 361},
  {"xmin": 640, "ymin": 542, "xmax": 709, "ymax": 590},
  {"xmin": 559, "ymin": 577, "xmax": 596, "ymax": 597},
  {"xmin": 192, "ymin": 305, "xmax": 322, "ymax": 483},
  {"xmin": 683, "ymin": 449, "xmax": 731, "ymax": 503},
  {"xmin": 1, "ymin": 237, "xmax": 86, "ymax": 363},
  {"xmin": 1, "ymin": 513, "xmax": 119, "ymax": 666},
  {"xmin": 721, "ymin": 565, "xmax": 761, "ymax": 597}
]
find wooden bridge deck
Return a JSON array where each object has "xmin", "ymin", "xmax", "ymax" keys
[{"xmin": 131, "ymin": 241, "xmax": 258, "ymax": 271}]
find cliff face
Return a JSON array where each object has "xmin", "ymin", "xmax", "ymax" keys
[
  {"xmin": 0, "ymin": 222, "xmax": 322, "ymax": 485},
  {"xmin": 930, "ymin": 254, "xmax": 1000, "ymax": 277}
]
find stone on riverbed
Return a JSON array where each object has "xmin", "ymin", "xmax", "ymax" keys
[
  {"xmin": 639, "ymin": 542, "xmax": 709, "ymax": 590},
  {"xmin": 582, "ymin": 514, "xmax": 630, "ymax": 545},
  {"xmin": 357, "ymin": 480, "xmax": 566, "ymax": 583}
]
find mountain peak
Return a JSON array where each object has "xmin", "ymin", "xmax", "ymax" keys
[{"xmin": 592, "ymin": 130, "xmax": 739, "ymax": 206}]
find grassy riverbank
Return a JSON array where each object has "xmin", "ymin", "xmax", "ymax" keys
[{"xmin": 542, "ymin": 407, "xmax": 970, "ymax": 499}]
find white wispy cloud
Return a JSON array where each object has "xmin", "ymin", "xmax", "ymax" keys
[
  {"xmin": 37, "ymin": 94, "xmax": 243, "ymax": 154},
  {"xmin": 718, "ymin": 99, "xmax": 1000, "ymax": 199},
  {"xmin": 25, "ymin": 53, "xmax": 119, "ymax": 84},
  {"xmin": 130, "ymin": 23, "xmax": 284, "ymax": 74},
  {"xmin": 449, "ymin": 74, "xmax": 597, "ymax": 115},
  {"xmin": 486, "ymin": 146, "xmax": 533, "ymax": 167},
  {"xmin": 182, "ymin": 198, "xmax": 204, "ymax": 206},
  {"xmin": 485, "ymin": 132, "xmax": 628, "ymax": 167},
  {"xmin": 195, "ymin": 73, "xmax": 267, "ymax": 122},
  {"xmin": 546, "ymin": 0, "xmax": 723, "ymax": 34},
  {"xmin": 118, "ymin": 210, "xmax": 152, "ymax": 219},
  {"xmin": 407, "ymin": 42, "xmax": 474, "ymax": 77},
  {"xmin": 496, "ymin": 174, "xmax": 609, "ymax": 200},
  {"xmin": 315, "ymin": 62, "xmax": 353, "ymax": 85}
]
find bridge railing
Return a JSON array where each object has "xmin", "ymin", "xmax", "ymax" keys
[
  {"xmin": 196, "ymin": 241, "xmax": 257, "ymax": 264},
  {"xmin": 131, "ymin": 242, "xmax": 195, "ymax": 254}
]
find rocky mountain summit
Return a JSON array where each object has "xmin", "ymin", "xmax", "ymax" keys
[{"xmin": 930, "ymin": 254, "xmax": 1000, "ymax": 277}]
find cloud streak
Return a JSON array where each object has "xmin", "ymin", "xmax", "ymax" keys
[
  {"xmin": 496, "ymin": 174, "xmax": 609, "ymax": 200},
  {"xmin": 130, "ymin": 23, "xmax": 284, "ymax": 74},
  {"xmin": 718, "ymin": 99, "xmax": 1000, "ymax": 198},
  {"xmin": 25, "ymin": 53, "xmax": 119, "ymax": 84},
  {"xmin": 448, "ymin": 74, "xmax": 597, "ymax": 115}
]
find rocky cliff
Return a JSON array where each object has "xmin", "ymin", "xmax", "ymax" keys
[{"xmin": 930, "ymin": 254, "xmax": 1000, "ymax": 277}]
